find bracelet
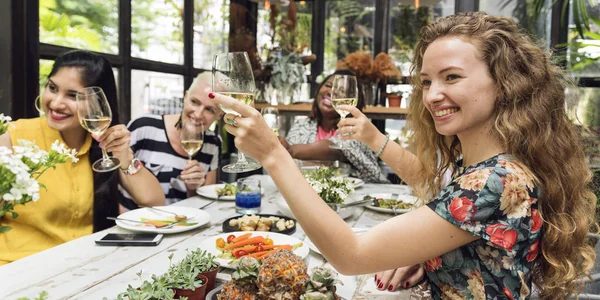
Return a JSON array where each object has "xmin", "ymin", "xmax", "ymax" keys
[{"xmin": 375, "ymin": 134, "xmax": 390, "ymax": 157}]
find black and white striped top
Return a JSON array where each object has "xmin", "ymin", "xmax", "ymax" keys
[{"xmin": 118, "ymin": 115, "xmax": 221, "ymax": 209}]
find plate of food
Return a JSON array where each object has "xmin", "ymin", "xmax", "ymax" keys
[
  {"xmin": 364, "ymin": 193, "xmax": 418, "ymax": 214},
  {"xmin": 222, "ymin": 214, "xmax": 297, "ymax": 235},
  {"xmin": 196, "ymin": 183, "xmax": 265, "ymax": 201},
  {"xmin": 113, "ymin": 206, "xmax": 211, "ymax": 234},
  {"xmin": 198, "ymin": 231, "xmax": 309, "ymax": 269}
]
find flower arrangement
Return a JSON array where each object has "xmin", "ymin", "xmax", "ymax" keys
[
  {"xmin": 303, "ymin": 167, "xmax": 354, "ymax": 205},
  {"xmin": 0, "ymin": 114, "xmax": 78, "ymax": 232},
  {"xmin": 336, "ymin": 51, "xmax": 402, "ymax": 84}
]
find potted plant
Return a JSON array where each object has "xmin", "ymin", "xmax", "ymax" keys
[
  {"xmin": 115, "ymin": 271, "xmax": 176, "ymax": 300},
  {"xmin": 386, "ymin": 93, "xmax": 402, "ymax": 107},
  {"xmin": 166, "ymin": 253, "xmax": 208, "ymax": 300},
  {"xmin": 182, "ymin": 248, "xmax": 220, "ymax": 293}
]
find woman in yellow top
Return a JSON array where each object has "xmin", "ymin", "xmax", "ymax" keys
[{"xmin": 0, "ymin": 50, "xmax": 165, "ymax": 265}]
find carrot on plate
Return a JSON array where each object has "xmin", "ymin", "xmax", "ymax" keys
[
  {"xmin": 261, "ymin": 244, "xmax": 292, "ymax": 251},
  {"xmin": 231, "ymin": 233, "xmax": 252, "ymax": 243},
  {"xmin": 223, "ymin": 236, "xmax": 266, "ymax": 250}
]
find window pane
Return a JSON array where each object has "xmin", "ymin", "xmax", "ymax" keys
[
  {"xmin": 324, "ymin": 0, "xmax": 376, "ymax": 74},
  {"xmin": 39, "ymin": 0, "xmax": 119, "ymax": 54},
  {"xmin": 388, "ymin": 0, "xmax": 453, "ymax": 76},
  {"xmin": 257, "ymin": 1, "xmax": 313, "ymax": 63},
  {"xmin": 131, "ymin": 70, "xmax": 184, "ymax": 120},
  {"xmin": 478, "ymin": 0, "xmax": 551, "ymax": 45},
  {"xmin": 193, "ymin": 0, "xmax": 229, "ymax": 69},
  {"xmin": 132, "ymin": 0, "xmax": 184, "ymax": 64},
  {"xmin": 568, "ymin": 2, "xmax": 600, "ymax": 77}
]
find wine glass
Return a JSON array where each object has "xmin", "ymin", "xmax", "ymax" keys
[
  {"xmin": 212, "ymin": 52, "xmax": 261, "ymax": 173},
  {"xmin": 180, "ymin": 122, "xmax": 204, "ymax": 160},
  {"xmin": 76, "ymin": 86, "xmax": 120, "ymax": 172},
  {"xmin": 329, "ymin": 74, "xmax": 359, "ymax": 150},
  {"xmin": 261, "ymin": 107, "xmax": 280, "ymax": 135}
]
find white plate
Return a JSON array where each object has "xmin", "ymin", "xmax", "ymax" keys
[
  {"xmin": 196, "ymin": 184, "xmax": 265, "ymax": 201},
  {"xmin": 347, "ymin": 177, "xmax": 364, "ymax": 188},
  {"xmin": 275, "ymin": 194, "xmax": 356, "ymax": 220},
  {"xmin": 364, "ymin": 193, "xmax": 418, "ymax": 214},
  {"xmin": 198, "ymin": 231, "xmax": 310, "ymax": 269},
  {"xmin": 114, "ymin": 206, "xmax": 210, "ymax": 234}
]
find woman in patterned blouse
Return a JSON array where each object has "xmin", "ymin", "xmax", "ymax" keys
[{"xmin": 210, "ymin": 12, "xmax": 596, "ymax": 299}]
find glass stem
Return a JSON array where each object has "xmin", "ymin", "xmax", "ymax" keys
[
  {"xmin": 101, "ymin": 148, "xmax": 110, "ymax": 161},
  {"xmin": 237, "ymin": 151, "xmax": 248, "ymax": 165}
]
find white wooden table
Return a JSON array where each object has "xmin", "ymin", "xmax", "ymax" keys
[{"xmin": 0, "ymin": 175, "xmax": 414, "ymax": 300}]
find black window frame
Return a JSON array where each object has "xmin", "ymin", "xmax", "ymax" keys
[{"xmin": 9, "ymin": 0, "xmax": 599, "ymax": 124}]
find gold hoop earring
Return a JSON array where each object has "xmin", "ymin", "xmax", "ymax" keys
[{"xmin": 34, "ymin": 96, "xmax": 45, "ymax": 116}]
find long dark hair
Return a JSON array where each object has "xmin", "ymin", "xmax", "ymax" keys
[
  {"xmin": 310, "ymin": 69, "xmax": 365, "ymax": 126},
  {"xmin": 48, "ymin": 50, "xmax": 120, "ymax": 232}
]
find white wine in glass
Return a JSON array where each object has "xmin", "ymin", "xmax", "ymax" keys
[
  {"xmin": 330, "ymin": 75, "xmax": 359, "ymax": 150},
  {"xmin": 76, "ymin": 86, "xmax": 120, "ymax": 172},
  {"xmin": 261, "ymin": 107, "xmax": 280, "ymax": 135},
  {"xmin": 180, "ymin": 123, "xmax": 204, "ymax": 160},
  {"xmin": 212, "ymin": 52, "xmax": 261, "ymax": 173}
]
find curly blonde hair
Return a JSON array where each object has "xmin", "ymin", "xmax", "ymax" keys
[{"xmin": 408, "ymin": 12, "xmax": 597, "ymax": 298}]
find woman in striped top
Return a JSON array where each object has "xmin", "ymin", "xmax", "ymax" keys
[{"xmin": 120, "ymin": 72, "xmax": 222, "ymax": 209}]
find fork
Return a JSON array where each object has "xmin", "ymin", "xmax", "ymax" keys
[
  {"xmin": 107, "ymin": 217, "xmax": 178, "ymax": 229},
  {"xmin": 200, "ymin": 194, "xmax": 220, "ymax": 210},
  {"xmin": 327, "ymin": 195, "xmax": 375, "ymax": 213},
  {"xmin": 390, "ymin": 193, "xmax": 400, "ymax": 215}
]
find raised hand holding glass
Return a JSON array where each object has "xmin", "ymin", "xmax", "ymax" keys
[
  {"xmin": 212, "ymin": 52, "xmax": 261, "ymax": 173},
  {"xmin": 76, "ymin": 86, "xmax": 120, "ymax": 172},
  {"xmin": 330, "ymin": 75, "xmax": 358, "ymax": 150}
]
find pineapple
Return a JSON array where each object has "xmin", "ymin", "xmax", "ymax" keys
[
  {"xmin": 218, "ymin": 256, "xmax": 261, "ymax": 300},
  {"xmin": 257, "ymin": 249, "xmax": 309, "ymax": 300}
]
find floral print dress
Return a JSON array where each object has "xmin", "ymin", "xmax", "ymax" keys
[{"xmin": 425, "ymin": 154, "xmax": 542, "ymax": 299}]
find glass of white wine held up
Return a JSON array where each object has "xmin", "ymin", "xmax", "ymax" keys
[
  {"xmin": 212, "ymin": 51, "xmax": 261, "ymax": 173},
  {"xmin": 76, "ymin": 86, "xmax": 120, "ymax": 172},
  {"xmin": 329, "ymin": 74, "xmax": 359, "ymax": 150},
  {"xmin": 180, "ymin": 122, "xmax": 204, "ymax": 160},
  {"xmin": 261, "ymin": 107, "xmax": 280, "ymax": 135}
]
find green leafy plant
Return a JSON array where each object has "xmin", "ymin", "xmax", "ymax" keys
[
  {"xmin": 263, "ymin": 51, "xmax": 305, "ymax": 91},
  {"xmin": 16, "ymin": 291, "xmax": 49, "ymax": 300},
  {"xmin": 303, "ymin": 167, "xmax": 354, "ymax": 204},
  {"xmin": 113, "ymin": 271, "xmax": 178, "ymax": 300}
]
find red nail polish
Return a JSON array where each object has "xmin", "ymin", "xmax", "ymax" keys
[
  {"xmin": 377, "ymin": 279, "xmax": 380, "ymax": 286},
  {"xmin": 403, "ymin": 281, "xmax": 410, "ymax": 288},
  {"xmin": 208, "ymin": 92, "xmax": 215, "ymax": 99},
  {"xmin": 388, "ymin": 285, "xmax": 394, "ymax": 291},
  {"xmin": 374, "ymin": 275, "xmax": 378, "ymax": 281},
  {"xmin": 378, "ymin": 282, "xmax": 383, "ymax": 289}
]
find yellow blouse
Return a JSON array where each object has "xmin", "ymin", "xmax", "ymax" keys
[{"xmin": 0, "ymin": 118, "xmax": 93, "ymax": 266}]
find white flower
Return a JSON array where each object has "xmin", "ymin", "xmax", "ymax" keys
[
  {"xmin": 13, "ymin": 139, "xmax": 48, "ymax": 164},
  {"xmin": 50, "ymin": 140, "xmax": 79, "ymax": 163}
]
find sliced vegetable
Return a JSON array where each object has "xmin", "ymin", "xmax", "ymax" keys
[
  {"xmin": 227, "ymin": 234, "xmax": 236, "ymax": 243},
  {"xmin": 231, "ymin": 232, "xmax": 252, "ymax": 243},
  {"xmin": 223, "ymin": 236, "xmax": 266, "ymax": 250},
  {"xmin": 264, "ymin": 237, "xmax": 274, "ymax": 245}
]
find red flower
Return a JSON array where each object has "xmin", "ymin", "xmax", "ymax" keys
[
  {"xmin": 526, "ymin": 240, "xmax": 540, "ymax": 262},
  {"xmin": 449, "ymin": 197, "xmax": 476, "ymax": 222},
  {"xmin": 531, "ymin": 208, "xmax": 542, "ymax": 233},
  {"xmin": 503, "ymin": 287, "xmax": 515, "ymax": 300},
  {"xmin": 486, "ymin": 223, "xmax": 518, "ymax": 251},
  {"xmin": 425, "ymin": 256, "xmax": 442, "ymax": 271}
]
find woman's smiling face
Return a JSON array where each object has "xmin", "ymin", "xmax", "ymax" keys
[
  {"xmin": 42, "ymin": 67, "xmax": 87, "ymax": 136},
  {"xmin": 420, "ymin": 36, "xmax": 497, "ymax": 140},
  {"xmin": 316, "ymin": 76, "xmax": 337, "ymax": 117}
]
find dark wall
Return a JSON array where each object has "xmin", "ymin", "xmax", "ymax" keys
[{"xmin": 0, "ymin": 0, "xmax": 11, "ymax": 115}]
